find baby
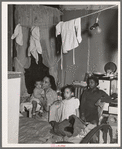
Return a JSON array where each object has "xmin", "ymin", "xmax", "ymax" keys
[{"xmin": 20, "ymin": 80, "xmax": 44, "ymax": 118}]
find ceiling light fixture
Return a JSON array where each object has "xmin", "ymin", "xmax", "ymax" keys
[{"xmin": 90, "ymin": 17, "xmax": 99, "ymax": 30}]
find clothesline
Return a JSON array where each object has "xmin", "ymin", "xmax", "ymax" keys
[
  {"xmin": 77, "ymin": 5, "xmax": 117, "ymax": 20},
  {"xmin": 13, "ymin": 4, "xmax": 118, "ymax": 69},
  {"xmin": 53, "ymin": 4, "xmax": 118, "ymax": 68}
]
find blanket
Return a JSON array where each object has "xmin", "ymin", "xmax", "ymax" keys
[
  {"xmin": 50, "ymin": 115, "xmax": 86, "ymax": 138},
  {"xmin": 19, "ymin": 116, "xmax": 64, "ymax": 143},
  {"xmin": 19, "ymin": 117, "xmax": 52, "ymax": 143}
]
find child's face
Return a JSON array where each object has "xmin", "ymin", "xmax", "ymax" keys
[
  {"xmin": 35, "ymin": 81, "xmax": 42, "ymax": 89},
  {"xmin": 64, "ymin": 88, "xmax": 73, "ymax": 99},
  {"xmin": 88, "ymin": 79, "xmax": 97, "ymax": 89}
]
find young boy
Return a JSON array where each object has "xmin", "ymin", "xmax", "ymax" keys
[{"xmin": 20, "ymin": 80, "xmax": 44, "ymax": 118}]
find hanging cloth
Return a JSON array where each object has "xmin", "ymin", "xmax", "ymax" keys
[
  {"xmin": 56, "ymin": 18, "xmax": 82, "ymax": 53},
  {"xmin": 56, "ymin": 18, "xmax": 82, "ymax": 65},
  {"xmin": 73, "ymin": 18, "xmax": 82, "ymax": 65},
  {"xmin": 28, "ymin": 26, "xmax": 42, "ymax": 64},
  {"xmin": 11, "ymin": 24, "xmax": 23, "ymax": 46},
  {"xmin": 74, "ymin": 18, "xmax": 82, "ymax": 43}
]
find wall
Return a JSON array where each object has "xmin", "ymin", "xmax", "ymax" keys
[
  {"xmin": 8, "ymin": 5, "xmax": 14, "ymax": 71},
  {"xmin": 59, "ymin": 8, "xmax": 118, "ymax": 85}
]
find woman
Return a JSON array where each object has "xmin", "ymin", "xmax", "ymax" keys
[
  {"xmin": 41, "ymin": 75, "xmax": 58, "ymax": 120},
  {"xmin": 80, "ymin": 76, "xmax": 114, "ymax": 124}
]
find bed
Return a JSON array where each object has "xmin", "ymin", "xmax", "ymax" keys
[
  {"xmin": 19, "ymin": 115, "xmax": 113, "ymax": 144},
  {"xmin": 19, "ymin": 116, "xmax": 65, "ymax": 144}
]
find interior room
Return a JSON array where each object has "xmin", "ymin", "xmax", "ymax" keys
[{"xmin": 7, "ymin": 3, "xmax": 119, "ymax": 145}]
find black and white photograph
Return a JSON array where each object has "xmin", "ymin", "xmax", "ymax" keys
[{"xmin": 2, "ymin": 1, "xmax": 121, "ymax": 147}]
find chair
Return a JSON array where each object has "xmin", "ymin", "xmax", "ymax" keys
[
  {"xmin": 55, "ymin": 124, "xmax": 113, "ymax": 144},
  {"xmin": 81, "ymin": 124, "xmax": 113, "ymax": 143},
  {"xmin": 73, "ymin": 85, "xmax": 85, "ymax": 99}
]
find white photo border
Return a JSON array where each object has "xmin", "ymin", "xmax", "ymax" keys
[{"xmin": 2, "ymin": 1, "xmax": 121, "ymax": 147}]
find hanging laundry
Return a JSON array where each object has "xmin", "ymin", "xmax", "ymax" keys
[
  {"xmin": 74, "ymin": 18, "xmax": 82, "ymax": 43},
  {"xmin": 11, "ymin": 24, "xmax": 23, "ymax": 46},
  {"xmin": 28, "ymin": 26, "xmax": 42, "ymax": 64},
  {"xmin": 56, "ymin": 33, "xmax": 62, "ymax": 55},
  {"xmin": 56, "ymin": 18, "xmax": 82, "ymax": 53}
]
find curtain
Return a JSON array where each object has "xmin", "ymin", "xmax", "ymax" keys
[
  {"xmin": 14, "ymin": 5, "xmax": 62, "ymax": 96},
  {"xmin": 13, "ymin": 26, "xmax": 31, "ymax": 96}
]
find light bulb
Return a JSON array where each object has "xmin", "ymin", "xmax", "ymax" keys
[
  {"xmin": 96, "ymin": 17, "xmax": 99, "ymax": 23},
  {"xmin": 97, "ymin": 26, "xmax": 102, "ymax": 33}
]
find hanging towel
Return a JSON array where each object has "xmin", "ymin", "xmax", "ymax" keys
[
  {"xmin": 73, "ymin": 18, "xmax": 82, "ymax": 65},
  {"xmin": 11, "ymin": 24, "xmax": 23, "ymax": 46},
  {"xmin": 74, "ymin": 18, "xmax": 82, "ymax": 43},
  {"xmin": 56, "ymin": 18, "xmax": 82, "ymax": 54},
  {"xmin": 28, "ymin": 26, "xmax": 42, "ymax": 64}
]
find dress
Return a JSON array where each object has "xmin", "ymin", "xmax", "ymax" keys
[
  {"xmin": 61, "ymin": 97, "xmax": 80, "ymax": 121},
  {"xmin": 49, "ymin": 97, "xmax": 79, "ymax": 122},
  {"xmin": 80, "ymin": 88, "xmax": 112, "ymax": 123},
  {"xmin": 56, "ymin": 18, "xmax": 82, "ymax": 53}
]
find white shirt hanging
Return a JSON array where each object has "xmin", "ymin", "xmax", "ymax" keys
[
  {"xmin": 11, "ymin": 24, "xmax": 23, "ymax": 46},
  {"xmin": 56, "ymin": 18, "xmax": 82, "ymax": 53}
]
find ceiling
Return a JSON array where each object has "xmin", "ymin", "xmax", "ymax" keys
[
  {"xmin": 59, "ymin": 5, "xmax": 115, "ymax": 10},
  {"xmin": 45, "ymin": 5, "xmax": 117, "ymax": 11}
]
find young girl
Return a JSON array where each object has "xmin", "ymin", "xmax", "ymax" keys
[
  {"xmin": 49, "ymin": 85, "xmax": 79, "ymax": 122},
  {"xmin": 20, "ymin": 80, "xmax": 44, "ymax": 118},
  {"xmin": 61, "ymin": 85, "xmax": 79, "ymax": 121}
]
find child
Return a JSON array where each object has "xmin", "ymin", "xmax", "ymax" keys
[
  {"xmin": 80, "ymin": 75, "xmax": 115, "ymax": 124},
  {"xmin": 20, "ymin": 80, "xmax": 44, "ymax": 118},
  {"xmin": 61, "ymin": 85, "xmax": 80, "ymax": 121},
  {"xmin": 49, "ymin": 85, "xmax": 79, "ymax": 122}
]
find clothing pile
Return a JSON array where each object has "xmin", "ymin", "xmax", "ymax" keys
[{"xmin": 50, "ymin": 115, "xmax": 85, "ymax": 138}]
